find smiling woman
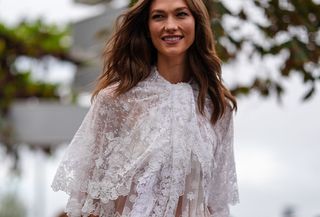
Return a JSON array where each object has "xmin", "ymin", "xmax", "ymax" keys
[
  {"xmin": 51, "ymin": 0, "xmax": 239, "ymax": 217},
  {"xmin": 146, "ymin": 3, "xmax": 197, "ymax": 214},
  {"xmin": 148, "ymin": 0, "xmax": 195, "ymax": 82}
]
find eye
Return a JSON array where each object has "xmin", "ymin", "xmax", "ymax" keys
[
  {"xmin": 177, "ymin": 11, "xmax": 189, "ymax": 17},
  {"xmin": 151, "ymin": 14, "xmax": 164, "ymax": 20}
]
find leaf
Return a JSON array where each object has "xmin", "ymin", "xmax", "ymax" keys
[
  {"xmin": 238, "ymin": 9, "xmax": 247, "ymax": 20},
  {"xmin": 231, "ymin": 86, "xmax": 251, "ymax": 96}
]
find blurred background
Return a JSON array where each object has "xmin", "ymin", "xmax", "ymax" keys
[{"xmin": 0, "ymin": 0, "xmax": 319, "ymax": 217}]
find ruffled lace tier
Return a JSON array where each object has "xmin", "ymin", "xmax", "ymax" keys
[{"xmin": 52, "ymin": 67, "xmax": 239, "ymax": 217}]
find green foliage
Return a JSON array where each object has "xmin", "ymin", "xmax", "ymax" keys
[
  {"xmin": 0, "ymin": 19, "xmax": 78, "ymax": 169},
  {"xmin": 0, "ymin": 20, "xmax": 71, "ymax": 59},
  {"xmin": 130, "ymin": 0, "xmax": 320, "ymax": 101},
  {"xmin": 0, "ymin": 71, "xmax": 59, "ymax": 113},
  {"xmin": 129, "ymin": 0, "xmax": 139, "ymax": 7},
  {"xmin": 0, "ymin": 19, "xmax": 77, "ymax": 113}
]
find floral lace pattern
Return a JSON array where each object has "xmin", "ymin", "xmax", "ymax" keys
[{"xmin": 51, "ymin": 67, "xmax": 239, "ymax": 217}]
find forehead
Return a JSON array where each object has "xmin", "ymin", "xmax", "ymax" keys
[{"xmin": 149, "ymin": 0, "xmax": 189, "ymax": 12}]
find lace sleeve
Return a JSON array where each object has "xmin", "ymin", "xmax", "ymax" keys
[
  {"xmin": 51, "ymin": 88, "xmax": 124, "ymax": 216},
  {"xmin": 208, "ymin": 107, "xmax": 239, "ymax": 217}
]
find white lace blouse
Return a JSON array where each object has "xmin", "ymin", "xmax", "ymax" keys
[{"xmin": 51, "ymin": 67, "xmax": 239, "ymax": 217}]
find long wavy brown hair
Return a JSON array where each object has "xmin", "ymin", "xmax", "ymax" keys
[{"xmin": 92, "ymin": 0, "xmax": 237, "ymax": 124}]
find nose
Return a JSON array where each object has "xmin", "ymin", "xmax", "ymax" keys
[{"xmin": 164, "ymin": 16, "xmax": 178, "ymax": 32}]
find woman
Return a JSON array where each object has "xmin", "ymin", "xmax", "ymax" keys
[{"xmin": 52, "ymin": 0, "xmax": 239, "ymax": 216}]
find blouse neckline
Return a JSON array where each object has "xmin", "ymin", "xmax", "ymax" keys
[{"xmin": 152, "ymin": 66, "xmax": 194, "ymax": 86}]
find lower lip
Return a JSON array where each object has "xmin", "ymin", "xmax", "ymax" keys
[{"xmin": 163, "ymin": 38, "xmax": 183, "ymax": 45}]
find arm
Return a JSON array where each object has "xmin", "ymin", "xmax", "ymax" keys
[
  {"xmin": 208, "ymin": 108, "xmax": 239, "ymax": 217},
  {"xmin": 52, "ymin": 88, "xmax": 125, "ymax": 217}
]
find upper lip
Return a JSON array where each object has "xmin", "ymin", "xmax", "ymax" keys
[{"xmin": 161, "ymin": 35, "xmax": 184, "ymax": 40}]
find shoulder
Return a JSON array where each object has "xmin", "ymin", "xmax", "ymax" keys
[
  {"xmin": 222, "ymin": 104, "xmax": 234, "ymax": 125},
  {"xmin": 89, "ymin": 85, "xmax": 122, "ymax": 116},
  {"xmin": 93, "ymin": 85, "xmax": 119, "ymax": 103},
  {"xmin": 203, "ymin": 95, "xmax": 234, "ymax": 118},
  {"xmin": 213, "ymin": 104, "xmax": 234, "ymax": 137}
]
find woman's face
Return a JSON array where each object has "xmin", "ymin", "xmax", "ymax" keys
[{"xmin": 148, "ymin": 0, "xmax": 195, "ymax": 60}]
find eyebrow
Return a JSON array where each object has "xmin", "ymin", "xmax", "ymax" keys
[{"xmin": 150, "ymin": 7, "xmax": 189, "ymax": 14}]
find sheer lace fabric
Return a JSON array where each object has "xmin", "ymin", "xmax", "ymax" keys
[{"xmin": 51, "ymin": 67, "xmax": 239, "ymax": 217}]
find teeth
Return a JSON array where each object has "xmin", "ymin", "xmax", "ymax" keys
[{"xmin": 163, "ymin": 36, "xmax": 181, "ymax": 41}]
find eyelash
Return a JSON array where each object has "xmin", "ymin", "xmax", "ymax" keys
[
  {"xmin": 152, "ymin": 14, "xmax": 164, "ymax": 19},
  {"xmin": 177, "ymin": 12, "xmax": 188, "ymax": 17},
  {"xmin": 151, "ymin": 12, "xmax": 189, "ymax": 20}
]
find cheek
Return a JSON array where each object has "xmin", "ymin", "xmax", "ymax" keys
[
  {"xmin": 182, "ymin": 17, "xmax": 195, "ymax": 35},
  {"xmin": 186, "ymin": 21, "xmax": 195, "ymax": 43},
  {"xmin": 148, "ymin": 24, "xmax": 160, "ymax": 43},
  {"xmin": 190, "ymin": 26, "xmax": 195, "ymax": 41}
]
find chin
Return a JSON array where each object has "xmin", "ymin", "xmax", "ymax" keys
[{"xmin": 160, "ymin": 49, "xmax": 187, "ymax": 58}]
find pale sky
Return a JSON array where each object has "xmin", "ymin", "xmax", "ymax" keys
[
  {"xmin": 0, "ymin": 0, "xmax": 128, "ymax": 25},
  {"xmin": 0, "ymin": 1, "xmax": 319, "ymax": 217}
]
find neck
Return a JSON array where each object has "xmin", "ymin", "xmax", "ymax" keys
[{"xmin": 156, "ymin": 54, "xmax": 190, "ymax": 84}]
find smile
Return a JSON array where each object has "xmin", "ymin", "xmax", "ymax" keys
[{"xmin": 161, "ymin": 36, "xmax": 184, "ymax": 43}]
